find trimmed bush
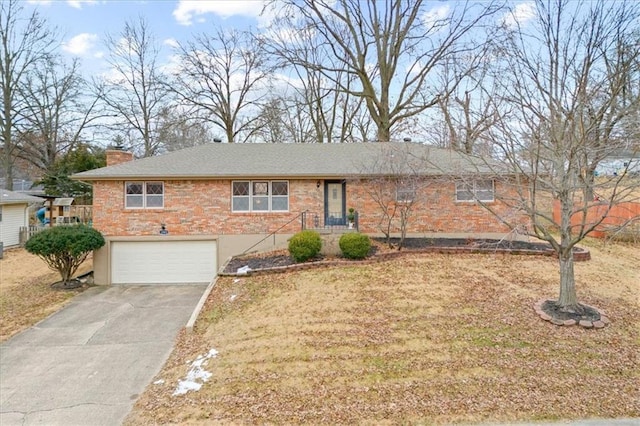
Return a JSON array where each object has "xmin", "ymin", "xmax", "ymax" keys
[
  {"xmin": 25, "ymin": 225, "xmax": 105, "ymax": 286},
  {"xmin": 288, "ymin": 230, "xmax": 322, "ymax": 262},
  {"xmin": 339, "ymin": 232, "xmax": 371, "ymax": 260}
]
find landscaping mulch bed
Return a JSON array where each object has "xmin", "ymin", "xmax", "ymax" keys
[{"xmin": 223, "ymin": 237, "xmax": 589, "ymax": 275}]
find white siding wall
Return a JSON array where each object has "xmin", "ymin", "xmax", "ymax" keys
[{"xmin": 0, "ymin": 204, "xmax": 29, "ymax": 248}]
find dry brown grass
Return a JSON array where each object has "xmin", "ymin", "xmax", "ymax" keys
[
  {"xmin": 0, "ymin": 248, "xmax": 92, "ymax": 342},
  {"xmin": 127, "ymin": 239, "xmax": 640, "ymax": 425}
]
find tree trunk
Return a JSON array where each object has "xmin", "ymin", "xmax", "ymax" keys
[
  {"xmin": 2, "ymin": 150, "xmax": 13, "ymax": 190},
  {"xmin": 2, "ymin": 95, "xmax": 14, "ymax": 190},
  {"xmin": 557, "ymin": 250, "xmax": 578, "ymax": 310},
  {"xmin": 376, "ymin": 125, "xmax": 390, "ymax": 142},
  {"xmin": 583, "ymin": 164, "xmax": 597, "ymax": 202}
]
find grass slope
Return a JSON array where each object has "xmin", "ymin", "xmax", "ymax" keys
[
  {"xmin": 127, "ymin": 240, "xmax": 640, "ymax": 425},
  {"xmin": 0, "ymin": 248, "xmax": 92, "ymax": 342}
]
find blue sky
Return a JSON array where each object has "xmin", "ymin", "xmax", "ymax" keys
[
  {"xmin": 25, "ymin": 0, "xmax": 274, "ymax": 76},
  {"xmin": 25, "ymin": 0, "xmax": 538, "ymax": 79}
]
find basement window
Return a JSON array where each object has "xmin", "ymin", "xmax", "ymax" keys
[{"xmin": 125, "ymin": 181, "xmax": 164, "ymax": 208}]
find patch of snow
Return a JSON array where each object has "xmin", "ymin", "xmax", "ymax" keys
[
  {"xmin": 153, "ymin": 379, "xmax": 165, "ymax": 385},
  {"xmin": 233, "ymin": 278, "xmax": 241, "ymax": 283},
  {"xmin": 230, "ymin": 294, "xmax": 237, "ymax": 302},
  {"xmin": 173, "ymin": 348, "xmax": 219, "ymax": 396},
  {"xmin": 236, "ymin": 265, "xmax": 251, "ymax": 274}
]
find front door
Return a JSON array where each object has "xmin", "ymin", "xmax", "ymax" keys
[{"xmin": 324, "ymin": 181, "xmax": 346, "ymax": 226}]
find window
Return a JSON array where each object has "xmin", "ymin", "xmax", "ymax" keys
[
  {"xmin": 271, "ymin": 181, "xmax": 289, "ymax": 211},
  {"xmin": 125, "ymin": 181, "xmax": 164, "ymax": 208},
  {"xmin": 252, "ymin": 181, "xmax": 269, "ymax": 211},
  {"xmin": 0, "ymin": 205, "xmax": 2, "ymax": 222},
  {"xmin": 456, "ymin": 179, "xmax": 494, "ymax": 202},
  {"xmin": 232, "ymin": 180, "xmax": 289, "ymax": 212},
  {"xmin": 396, "ymin": 181, "xmax": 416, "ymax": 203}
]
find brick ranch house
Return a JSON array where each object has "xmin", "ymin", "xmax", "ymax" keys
[{"xmin": 73, "ymin": 142, "xmax": 529, "ymax": 285}]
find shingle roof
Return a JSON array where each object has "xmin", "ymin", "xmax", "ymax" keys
[
  {"xmin": 0, "ymin": 189, "xmax": 43, "ymax": 205},
  {"xmin": 72, "ymin": 142, "xmax": 504, "ymax": 181}
]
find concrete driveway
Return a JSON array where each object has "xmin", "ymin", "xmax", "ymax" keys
[{"xmin": 0, "ymin": 284, "xmax": 207, "ymax": 426}]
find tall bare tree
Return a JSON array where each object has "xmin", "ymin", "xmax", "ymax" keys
[
  {"xmin": 156, "ymin": 107, "xmax": 214, "ymax": 152},
  {"xmin": 18, "ymin": 56, "xmax": 100, "ymax": 174},
  {"xmin": 264, "ymin": 23, "xmax": 367, "ymax": 143},
  {"xmin": 100, "ymin": 17, "xmax": 169, "ymax": 157},
  {"xmin": 434, "ymin": 55, "xmax": 504, "ymax": 156},
  {"xmin": 171, "ymin": 28, "xmax": 271, "ymax": 143},
  {"xmin": 0, "ymin": 0, "xmax": 57, "ymax": 189},
  {"xmin": 484, "ymin": 0, "xmax": 640, "ymax": 318},
  {"xmin": 270, "ymin": 0, "xmax": 502, "ymax": 142}
]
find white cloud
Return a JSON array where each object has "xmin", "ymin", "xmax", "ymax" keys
[
  {"xmin": 164, "ymin": 38, "xmax": 179, "ymax": 49},
  {"xmin": 502, "ymin": 2, "xmax": 536, "ymax": 29},
  {"xmin": 62, "ymin": 33, "xmax": 98, "ymax": 56},
  {"xmin": 173, "ymin": 0, "xmax": 269, "ymax": 26},
  {"xmin": 423, "ymin": 5, "xmax": 450, "ymax": 29},
  {"xmin": 28, "ymin": 0, "xmax": 99, "ymax": 8},
  {"xmin": 66, "ymin": 0, "xmax": 98, "ymax": 9},
  {"xmin": 161, "ymin": 53, "xmax": 183, "ymax": 76}
]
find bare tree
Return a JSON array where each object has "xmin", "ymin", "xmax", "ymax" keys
[
  {"xmin": 100, "ymin": 17, "xmax": 169, "ymax": 157},
  {"xmin": 171, "ymin": 28, "xmax": 272, "ymax": 143},
  {"xmin": 357, "ymin": 144, "xmax": 432, "ymax": 249},
  {"xmin": 253, "ymin": 97, "xmax": 288, "ymax": 144},
  {"xmin": 485, "ymin": 0, "xmax": 640, "ymax": 318},
  {"xmin": 270, "ymin": 0, "xmax": 502, "ymax": 142},
  {"xmin": 17, "ymin": 56, "xmax": 100, "ymax": 174},
  {"xmin": 264, "ymin": 23, "xmax": 368, "ymax": 143},
  {"xmin": 434, "ymin": 55, "xmax": 504, "ymax": 156},
  {"xmin": 0, "ymin": 0, "xmax": 57, "ymax": 189},
  {"xmin": 156, "ymin": 107, "xmax": 214, "ymax": 152}
]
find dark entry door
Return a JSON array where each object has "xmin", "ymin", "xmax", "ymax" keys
[{"xmin": 324, "ymin": 181, "xmax": 346, "ymax": 226}]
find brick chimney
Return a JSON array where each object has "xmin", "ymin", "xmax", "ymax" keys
[{"xmin": 106, "ymin": 149, "xmax": 134, "ymax": 166}]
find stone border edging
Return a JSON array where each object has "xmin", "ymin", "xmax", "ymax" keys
[
  {"xmin": 219, "ymin": 245, "xmax": 590, "ymax": 277},
  {"xmin": 533, "ymin": 299, "xmax": 610, "ymax": 328}
]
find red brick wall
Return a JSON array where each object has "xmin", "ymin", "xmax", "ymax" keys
[
  {"xmin": 346, "ymin": 179, "xmax": 526, "ymax": 235},
  {"xmin": 92, "ymin": 178, "xmax": 527, "ymax": 237},
  {"xmin": 93, "ymin": 180, "xmax": 323, "ymax": 236},
  {"xmin": 105, "ymin": 150, "xmax": 134, "ymax": 166}
]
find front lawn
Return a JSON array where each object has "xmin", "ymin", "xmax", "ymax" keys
[
  {"xmin": 126, "ymin": 239, "xmax": 640, "ymax": 425},
  {"xmin": 0, "ymin": 248, "xmax": 92, "ymax": 342}
]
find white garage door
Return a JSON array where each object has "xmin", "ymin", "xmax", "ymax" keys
[{"xmin": 111, "ymin": 240, "xmax": 217, "ymax": 284}]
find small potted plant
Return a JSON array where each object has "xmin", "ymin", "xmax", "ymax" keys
[{"xmin": 347, "ymin": 207, "xmax": 356, "ymax": 229}]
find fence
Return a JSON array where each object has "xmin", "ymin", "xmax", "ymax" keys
[
  {"xmin": 552, "ymin": 200, "xmax": 640, "ymax": 239},
  {"xmin": 19, "ymin": 226, "xmax": 44, "ymax": 246}
]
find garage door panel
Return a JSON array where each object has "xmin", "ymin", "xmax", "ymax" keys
[{"xmin": 111, "ymin": 241, "xmax": 217, "ymax": 284}]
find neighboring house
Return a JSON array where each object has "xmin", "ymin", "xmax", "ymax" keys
[
  {"xmin": 595, "ymin": 151, "xmax": 640, "ymax": 176},
  {"xmin": 0, "ymin": 189, "xmax": 43, "ymax": 252},
  {"xmin": 73, "ymin": 142, "xmax": 529, "ymax": 285}
]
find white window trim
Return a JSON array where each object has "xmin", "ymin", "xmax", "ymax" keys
[
  {"xmin": 125, "ymin": 181, "xmax": 164, "ymax": 209},
  {"xmin": 455, "ymin": 179, "xmax": 495, "ymax": 203},
  {"xmin": 232, "ymin": 180, "xmax": 289, "ymax": 213}
]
